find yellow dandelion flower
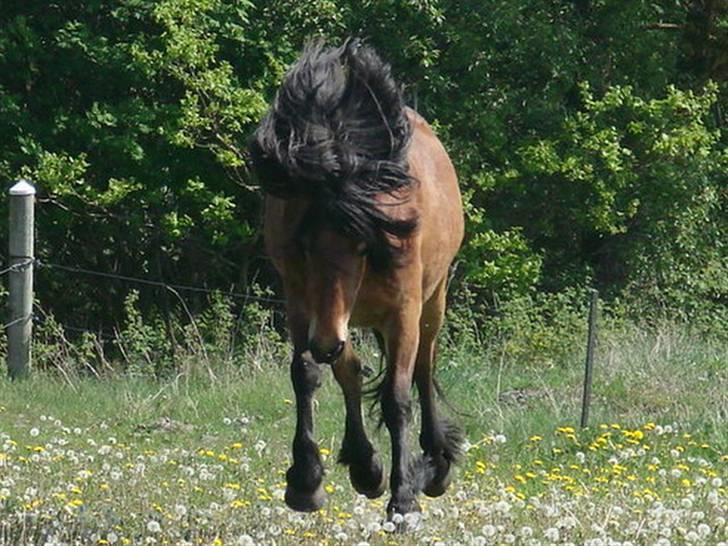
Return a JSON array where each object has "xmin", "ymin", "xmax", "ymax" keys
[{"xmin": 557, "ymin": 426, "xmax": 575, "ymax": 434}]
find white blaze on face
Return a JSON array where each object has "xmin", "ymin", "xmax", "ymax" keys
[{"xmin": 307, "ymin": 313, "xmax": 349, "ymax": 347}]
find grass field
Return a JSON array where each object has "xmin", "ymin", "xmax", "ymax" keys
[{"xmin": 0, "ymin": 320, "xmax": 726, "ymax": 545}]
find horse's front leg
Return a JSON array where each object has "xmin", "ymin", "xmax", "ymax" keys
[
  {"xmin": 285, "ymin": 314, "xmax": 326, "ymax": 512},
  {"xmin": 333, "ymin": 341, "xmax": 386, "ymax": 499},
  {"xmin": 381, "ymin": 308, "xmax": 421, "ymax": 518}
]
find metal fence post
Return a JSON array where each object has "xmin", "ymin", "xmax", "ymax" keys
[
  {"xmin": 580, "ymin": 289, "xmax": 598, "ymax": 428},
  {"xmin": 7, "ymin": 179, "xmax": 35, "ymax": 379}
]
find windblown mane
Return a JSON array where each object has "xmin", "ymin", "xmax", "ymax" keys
[{"xmin": 249, "ymin": 39, "xmax": 417, "ymax": 269}]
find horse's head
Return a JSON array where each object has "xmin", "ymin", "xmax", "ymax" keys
[{"xmin": 301, "ymin": 225, "xmax": 367, "ymax": 363}]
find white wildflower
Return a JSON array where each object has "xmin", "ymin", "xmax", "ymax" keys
[
  {"xmin": 520, "ymin": 526, "xmax": 534, "ymax": 538},
  {"xmin": 697, "ymin": 523, "xmax": 711, "ymax": 538},
  {"xmin": 482, "ymin": 524, "xmax": 496, "ymax": 537},
  {"xmin": 236, "ymin": 535, "xmax": 254, "ymax": 546}
]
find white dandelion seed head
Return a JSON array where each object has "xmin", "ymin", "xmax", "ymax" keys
[
  {"xmin": 520, "ymin": 526, "xmax": 534, "ymax": 538},
  {"xmin": 697, "ymin": 523, "xmax": 711, "ymax": 538},
  {"xmin": 481, "ymin": 524, "xmax": 497, "ymax": 537}
]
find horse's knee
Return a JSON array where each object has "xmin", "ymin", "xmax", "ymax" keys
[{"xmin": 291, "ymin": 355, "xmax": 322, "ymax": 395}]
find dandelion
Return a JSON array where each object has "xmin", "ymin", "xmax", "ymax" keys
[
  {"xmin": 30, "ymin": 428, "xmax": 40, "ymax": 437},
  {"xmin": 697, "ymin": 523, "xmax": 711, "ymax": 538},
  {"xmin": 146, "ymin": 520, "xmax": 161, "ymax": 533},
  {"xmin": 520, "ymin": 526, "xmax": 534, "ymax": 538},
  {"xmin": 481, "ymin": 524, "xmax": 496, "ymax": 537},
  {"xmin": 544, "ymin": 527, "xmax": 560, "ymax": 542}
]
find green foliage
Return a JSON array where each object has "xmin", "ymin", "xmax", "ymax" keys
[
  {"xmin": 0, "ymin": 0, "xmax": 726, "ymax": 329},
  {"xmin": 512, "ymin": 83, "xmax": 727, "ymax": 305}
]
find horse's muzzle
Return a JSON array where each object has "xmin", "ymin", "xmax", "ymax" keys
[{"xmin": 309, "ymin": 339, "xmax": 345, "ymax": 364}]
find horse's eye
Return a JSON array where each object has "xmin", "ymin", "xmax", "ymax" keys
[{"xmin": 356, "ymin": 242, "xmax": 368, "ymax": 256}]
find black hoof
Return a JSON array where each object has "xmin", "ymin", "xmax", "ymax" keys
[
  {"xmin": 386, "ymin": 496, "xmax": 421, "ymax": 519},
  {"xmin": 423, "ymin": 469, "xmax": 452, "ymax": 497},
  {"xmin": 349, "ymin": 458, "xmax": 387, "ymax": 499},
  {"xmin": 284, "ymin": 483, "xmax": 327, "ymax": 512}
]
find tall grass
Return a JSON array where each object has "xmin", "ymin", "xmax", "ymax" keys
[{"xmin": 0, "ymin": 290, "xmax": 726, "ymax": 544}]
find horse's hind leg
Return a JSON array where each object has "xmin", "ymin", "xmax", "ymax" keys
[
  {"xmin": 332, "ymin": 342, "xmax": 386, "ymax": 498},
  {"xmin": 415, "ymin": 277, "xmax": 463, "ymax": 497},
  {"xmin": 285, "ymin": 311, "xmax": 327, "ymax": 512}
]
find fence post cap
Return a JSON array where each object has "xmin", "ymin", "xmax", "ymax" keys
[{"xmin": 9, "ymin": 179, "xmax": 36, "ymax": 196}]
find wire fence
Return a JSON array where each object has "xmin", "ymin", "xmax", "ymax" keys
[
  {"xmin": 1, "ymin": 259, "xmax": 35, "ymax": 329},
  {"xmin": 2, "ymin": 258, "xmax": 287, "ymax": 336},
  {"xmin": 38, "ymin": 261, "xmax": 287, "ymax": 306},
  {"xmin": 0, "ymin": 258, "xmax": 34, "ymax": 278}
]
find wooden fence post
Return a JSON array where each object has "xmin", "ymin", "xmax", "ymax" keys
[
  {"xmin": 580, "ymin": 289, "xmax": 598, "ymax": 428},
  {"xmin": 7, "ymin": 179, "xmax": 35, "ymax": 379}
]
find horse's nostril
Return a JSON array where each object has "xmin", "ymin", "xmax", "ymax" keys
[
  {"xmin": 310, "ymin": 340, "xmax": 345, "ymax": 363},
  {"xmin": 331, "ymin": 340, "xmax": 345, "ymax": 360}
]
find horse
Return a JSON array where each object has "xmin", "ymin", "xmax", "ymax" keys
[{"xmin": 249, "ymin": 39, "xmax": 464, "ymax": 518}]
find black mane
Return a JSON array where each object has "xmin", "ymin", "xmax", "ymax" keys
[{"xmin": 250, "ymin": 39, "xmax": 417, "ymax": 269}]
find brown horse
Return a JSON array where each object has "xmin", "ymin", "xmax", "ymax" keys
[{"xmin": 250, "ymin": 40, "xmax": 464, "ymax": 518}]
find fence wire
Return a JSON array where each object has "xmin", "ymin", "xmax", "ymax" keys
[
  {"xmin": 38, "ymin": 261, "xmax": 286, "ymax": 306},
  {"xmin": 0, "ymin": 258, "xmax": 34, "ymax": 277},
  {"xmin": 2, "ymin": 314, "xmax": 32, "ymax": 330},
  {"xmin": 3, "ymin": 259, "xmax": 287, "ymax": 338}
]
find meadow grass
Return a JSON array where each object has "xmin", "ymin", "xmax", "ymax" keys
[{"xmin": 0, "ymin": 319, "xmax": 726, "ymax": 545}]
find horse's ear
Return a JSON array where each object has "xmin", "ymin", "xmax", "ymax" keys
[{"xmin": 248, "ymin": 135, "xmax": 294, "ymax": 197}]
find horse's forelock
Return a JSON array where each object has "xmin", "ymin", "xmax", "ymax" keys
[{"xmin": 250, "ymin": 39, "xmax": 416, "ymax": 270}]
